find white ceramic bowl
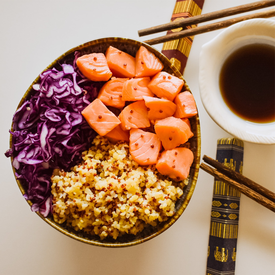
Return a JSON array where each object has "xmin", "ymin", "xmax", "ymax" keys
[{"xmin": 199, "ymin": 18, "xmax": 275, "ymax": 144}]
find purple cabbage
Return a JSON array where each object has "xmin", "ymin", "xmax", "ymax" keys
[{"xmin": 5, "ymin": 52, "xmax": 105, "ymax": 217}]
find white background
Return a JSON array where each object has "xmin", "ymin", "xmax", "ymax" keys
[{"xmin": 1, "ymin": 0, "xmax": 274, "ymax": 274}]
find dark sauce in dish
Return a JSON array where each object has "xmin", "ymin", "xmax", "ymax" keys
[{"xmin": 219, "ymin": 43, "xmax": 275, "ymax": 123}]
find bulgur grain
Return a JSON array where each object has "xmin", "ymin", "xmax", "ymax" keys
[{"xmin": 51, "ymin": 136, "xmax": 184, "ymax": 240}]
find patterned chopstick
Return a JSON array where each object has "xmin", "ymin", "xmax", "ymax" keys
[
  {"xmin": 206, "ymin": 138, "xmax": 244, "ymax": 275},
  {"xmin": 161, "ymin": 0, "xmax": 205, "ymax": 74}
]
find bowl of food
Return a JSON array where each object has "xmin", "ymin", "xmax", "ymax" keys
[
  {"xmin": 6, "ymin": 37, "xmax": 200, "ymax": 247},
  {"xmin": 199, "ymin": 19, "xmax": 275, "ymax": 144}
]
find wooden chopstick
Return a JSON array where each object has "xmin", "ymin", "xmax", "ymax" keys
[
  {"xmin": 139, "ymin": 0, "xmax": 275, "ymax": 37},
  {"xmin": 203, "ymin": 155, "xmax": 275, "ymax": 202},
  {"xmin": 200, "ymin": 155, "xmax": 275, "ymax": 213},
  {"xmin": 142, "ymin": 8, "xmax": 275, "ymax": 45}
]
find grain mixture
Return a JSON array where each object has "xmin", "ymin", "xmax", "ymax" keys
[{"xmin": 51, "ymin": 136, "xmax": 184, "ymax": 239}]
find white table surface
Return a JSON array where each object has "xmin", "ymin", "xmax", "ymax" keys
[{"xmin": 1, "ymin": 1, "xmax": 274, "ymax": 274}]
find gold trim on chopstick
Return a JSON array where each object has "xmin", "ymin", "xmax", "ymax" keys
[
  {"xmin": 210, "ymin": 221, "xmax": 239, "ymax": 239},
  {"xmin": 162, "ymin": 37, "xmax": 192, "ymax": 54},
  {"xmin": 214, "ymin": 180, "xmax": 241, "ymax": 198},
  {"xmin": 217, "ymin": 138, "xmax": 244, "ymax": 147},
  {"xmin": 173, "ymin": 0, "xmax": 201, "ymax": 17}
]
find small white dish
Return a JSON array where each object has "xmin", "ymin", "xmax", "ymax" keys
[{"xmin": 199, "ymin": 19, "xmax": 275, "ymax": 144}]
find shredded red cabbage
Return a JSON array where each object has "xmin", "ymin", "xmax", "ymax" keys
[{"xmin": 5, "ymin": 52, "xmax": 104, "ymax": 217}]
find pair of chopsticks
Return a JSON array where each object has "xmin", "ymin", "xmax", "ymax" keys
[
  {"xmin": 200, "ymin": 155, "xmax": 275, "ymax": 212},
  {"xmin": 138, "ymin": 0, "xmax": 275, "ymax": 45}
]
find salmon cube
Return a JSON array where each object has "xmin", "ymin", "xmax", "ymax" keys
[
  {"xmin": 122, "ymin": 77, "xmax": 154, "ymax": 101},
  {"xmin": 135, "ymin": 46, "xmax": 164, "ymax": 77},
  {"xmin": 104, "ymin": 124, "xmax": 129, "ymax": 143},
  {"xmin": 76, "ymin": 53, "xmax": 112, "ymax": 82},
  {"xmin": 98, "ymin": 77, "xmax": 128, "ymax": 109},
  {"xmin": 174, "ymin": 91, "xmax": 198, "ymax": 118},
  {"xmin": 106, "ymin": 46, "xmax": 136, "ymax": 78},
  {"xmin": 148, "ymin": 72, "xmax": 184, "ymax": 101},
  {"xmin": 129, "ymin": 128, "xmax": 161, "ymax": 165},
  {"xmin": 81, "ymin": 98, "xmax": 121, "ymax": 136},
  {"xmin": 156, "ymin": 147, "xmax": 194, "ymax": 181},
  {"xmin": 154, "ymin": 116, "xmax": 193, "ymax": 150},
  {"xmin": 181, "ymin": 118, "xmax": 194, "ymax": 139},
  {"xmin": 143, "ymin": 96, "xmax": 176, "ymax": 120},
  {"xmin": 118, "ymin": 101, "xmax": 150, "ymax": 131}
]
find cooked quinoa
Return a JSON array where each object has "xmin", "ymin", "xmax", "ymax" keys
[{"xmin": 51, "ymin": 135, "xmax": 184, "ymax": 240}]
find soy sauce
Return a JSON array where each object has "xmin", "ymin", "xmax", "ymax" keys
[{"xmin": 219, "ymin": 43, "xmax": 275, "ymax": 123}]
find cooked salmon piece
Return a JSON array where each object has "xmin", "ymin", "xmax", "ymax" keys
[
  {"xmin": 81, "ymin": 98, "xmax": 121, "ymax": 136},
  {"xmin": 118, "ymin": 100, "xmax": 150, "ymax": 131},
  {"xmin": 154, "ymin": 116, "xmax": 193, "ymax": 150},
  {"xmin": 104, "ymin": 124, "xmax": 129, "ymax": 143},
  {"xmin": 105, "ymin": 46, "xmax": 136, "ymax": 78},
  {"xmin": 143, "ymin": 96, "xmax": 176, "ymax": 120},
  {"xmin": 97, "ymin": 77, "xmax": 128, "ymax": 109},
  {"xmin": 76, "ymin": 53, "xmax": 112, "ymax": 82},
  {"xmin": 174, "ymin": 91, "xmax": 198, "ymax": 118},
  {"xmin": 129, "ymin": 128, "xmax": 161, "ymax": 165},
  {"xmin": 156, "ymin": 147, "xmax": 194, "ymax": 181},
  {"xmin": 181, "ymin": 118, "xmax": 191, "ymax": 128},
  {"xmin": 181, "ymin": 118, "xmax": 194, "ymax": 139},
  {"xmin": 148, "ymin": 72, "xmax": 184, "ymax": 101},
  {"xmin": 135, "ymin": 45, "xmax": 164, "ymax": 77},
  {"xmin": 122, "ymin": 77, "xmax": 154, "ymax": 101}
]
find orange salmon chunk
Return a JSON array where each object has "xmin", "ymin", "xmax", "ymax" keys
[
  {"xmin": 81, "ymin": 98, "xmax": 121, "ymax": 136},
  {"xmin": 156, "ymin": 147, "xmax": 194, "ymax": 181},
  {"xmin": 181, "ymin": 118, "xmax": 194, "ymax": 139},
  {"xmin": 97, "ymin": 77, "xmax": 128, "ymax": 109},
  {"xmin": 135, "ymin": 45, "xmax": 164, "ymax": 77},
  {"xmin": 104, "ymin": 124, "xmax": 129, "ymax": 143},
  {"xmin": 181, "ymin": 118, "xmax": 191, "ymax": 128},
  {"xmin": 129, "ymin": 128, "xmax": 161, "ymax": 165},
  {"xmin": 122, "ymin": 77, "xmax": 154, "ymax": 101},
  {"xmin": 76, "ymin": 53, "xmax": 112, "ymax": 82},
  {"xmin": 154, "ymin": 116, "xmax": 193, "ymax": 150},
  {"xmin": 148, "ymin": 72, "xmax": 184, "ymax": 101},
  {"xmin": 174, "ymin": 91, "xmax": 198, "ymax": 118},
  {"xmin": 143, "ymin": 96, "xmax": 176, "ymax": 120},
  {"xmin": 106, "ymin": 46, "xmax": 136, "ymax": 78},
  {"xmin": 118, "ymin": 100, "xmax": 150, "ymax": 131}
]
